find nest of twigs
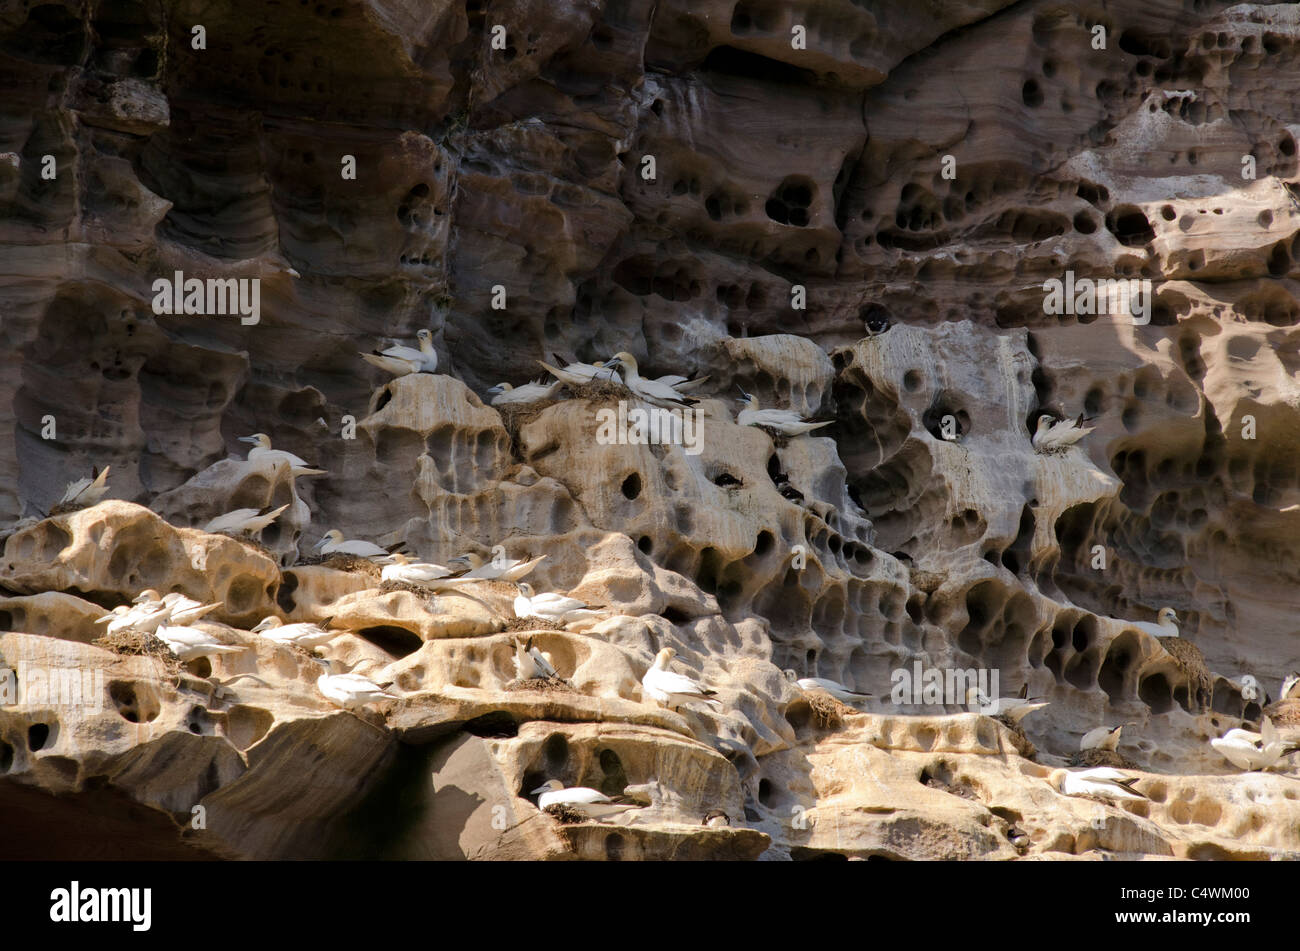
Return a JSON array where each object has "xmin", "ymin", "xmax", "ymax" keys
[
  {"xmin": 910, "ymin": 571, "xmax": 944, "ymax": 595},
  {"xmin": 505, "ymin": 676, "xmax": 574, "ymax": 694},
  {"xmin": 501, "ymin": 615, "xmax": 554, "ymax": 632},
  {"xmin": 379, "ymin": 579, "xmax": 437, "ymax": 601},
  {"xmin": 994, "ymin": 716, "xmax": 1038, "ymax": 759},
  {"xmin": 805, "ymin": 692, "xmax": 851, "ymax": 729},
  {"xmin": 93, "ymin": 631, "xmax": 183, "ymax": 677},
  {"xmin": 543, "ymin": 803, "xmax": 591, "ymax": 824},
  {"xmin": 1070, "ymin": 748, "xmax": 1140, "ymax": 770},
  {"xmin": 296, "ymin": 553, "xmax": 384, "ymax": 578},
  {"xmin": 1159, "ymin": 637, "xmax": 1213, "ymax": 710},
  {"xmin": 568, "ymin": 379, "xmax": 628, "ymax": 404},
  {"xmin": 218, "ymin": 533, "xmax": 276, "ymax": 559}
]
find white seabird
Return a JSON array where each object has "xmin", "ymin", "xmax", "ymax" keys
[
  {"xmin": 1210, "ymin": 718, "xmax": 1300, "ymax": 771},
  {"xmin": 154, "ymin": 591, "xmax": 223, "ymax": 626},
  {"xmin": 1031, "ymin": 413, "xmax": 1095, "ymax": 453},
  {"xmin": 154, "ymin": 624, "xmax": 246, "ymax": 662},
  {"xmin": 487, "ymin": 379, "xmax": 561, "ymax": 406},
  {"xmin": 606, "ymin": 352, "xmax": 699, "ymax": 409},
  {"xmin": 315, "ymin": 529, "xmax": 391, "ymax": 560},
  {"xmin": 1047, "ymin": 767, "xmax": 1146, "ymax": 801},
  {"xmin": 513, "ymin": 582, "xmax": 603, "ymax": 625},
  {"xmin": 642, "ymin": 647, "xmax": 722, "ymax": 710},
  {"xmin": 513, "ymin": 636, "xmax": 559, "ymax": 680},
  {"xmin": 537, "ymin": 358, "xmax": 621, "ymax": 388},
  {"xmin": 360, "ymin": 328, "xmax": 438, "ymax": 376},
  {"xmin": 452, "ymin": 551, "xmax": 546, "ymax": 581},
  {"xmin": 311, "ymin": 657, "xmax": 397, "ymax": 709},
  {"xmin": 1080, "ymin": 724, "xmax": 1127, "ymax": 752},
  {"xmin": 238, "ymin": 434, "xmax": 326, "ymax": 476},
  {"xmin": 251, "ymin": 616, "xmax": 342, "ymax": 650},
  {"xmin": 203, "ymin": 503, "xmax": 290, "ymax": 537},
  {"xmin": 966, "ymin": 685, "xmax": 1050, "ymax": 725},
  {"xmin": 96, "ymin": 601, "xmax": 171, "ymax": 636},
  {"xmin": 57, "ymin": 465, "xmax": 111, "ymax": 510},
  {"xmin": 530, "ymin": 779, "xmax": 640, "ymax": 820},
  {"xmin": 380, "ymin": 553, "xmax": 458, "ymax": 585},
  {"xmin": 654, "ymin": 372, "xmax": 710, "ymax": 393},
  {"xmin": 1125, "ymin": 607, "xmax": 1180, "ymax": 639},
  {"xmin": 736, "ymin": 391, "xmax": 831, "ymax": 437},
  {"xmin": 783, "ymin": 669, "xmax": 871, "ymax": 704}
]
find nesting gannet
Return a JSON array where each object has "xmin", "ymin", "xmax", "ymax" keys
[
  {"xmin": 203, "ymin": 503, "xmax": 290, "ymax": 536},
  {"xmin": 1080, "ymin": 724, "xmax": 1127, "ymax": 752},
  {"xmin": 966, "ymin": 685, "xmax": 1050, "ymax": 724},
  {"xmin": 783, "ymin": 669, "xmax": 871, "ymax": 704},
  {"xmin": 1261, "ymin": 673, "xmax": 1300, "ymax": 728},
  {"xmin": 736, "ymin": 391, "xmax": 832, "ymax": 437},
  {"xmin": 311, "ymin": 657, "xmax": 397, "ymax": 709},
  {"xmin": 654, "ymin": 372, "xmax": 710, "ymax": 392},
  {"xmin": 154, "ymin": 624, "xmax": 246, "ymax": 662},
  {"xmin": 1047, "ymin": 767, "xmax": 1146, "ymax": 801},
  {"xmin": 1126, "ymin": 607, "xmax": 1180, "ymax": 639},
  {"xmin": 1210, "ymin": 718, "xmax": 1300, "ymax": 771},
  {"xmin": 702, "ymin": 810, "xmax": 730, "ymax": 828},
  {"xmin": 1281, "ymin": 672, "xmax": 1300, "ymax": 701},
  {"xmin": 57, "ymin": 465, "xmax": 111, "ymax": 510},
  {"xmin": 606, "ymin": 352, "xmax": 699, "ymax": 409},
  {"xmin": 251, "ymin": 616, "xmax": 342, "ymax": 650},
  {"xmin": 380, "ymin": 553, "xmax": 458, "ymax": 585},
  {"xmin": 315, "ymin": 529, "xmax": 391, "ymax": 560},
  {"xmin": 238, "ymin": 434, "xmax": 326, "ymax": 476},
  {"xmin": 360, "ymin": 328, "xmax": 438, "ymax": 376},
  {"xmin": 486, "ymin": 379, "xmax": 561, "ymax": 406},
  {"xmin": 1031, "ymin": 413, "xmax": 1095, "ymax": 453},
  {"xmin": 537, "ymin": 358, "xmax": 621, "ymax": 388},
  {"xmin": 513, "ymin": 636, "xmax": 559, "ymax": 680},
  {"xmin": 155, "ymin": 591, "xmax": 223, "ymax": 625},
  {"xmin": 642, "ymin": 647, "xmax": 722, "ymax": 710},
  {"xmin": 530, "ymin": 779, "xmax": 641, "ymax": 820},
  {"xmin": 513, "ymin": 582, "xmax": 603, "ymax": 625},
  {"xmin": 451, "ymin": 551, "xmax": 546, "ymax": 581},
  {"xmin": 96, "ymin": 601, "xmax": 171, "ymax": 636}
]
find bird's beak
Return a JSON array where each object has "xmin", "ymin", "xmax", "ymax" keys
[
  {"xmin": 486, "ymin": 385, "xmax": 502, "ymax": 395},
  {"xmin": 530, "ymin": 786, "xmax": 548, "ymax": 796},
  {"xmin": 251, "ymin": 619, "xmax": 271, "ymax": 632},
  {"xmin": 238, "ymin": 435, "xmax": 257, "ymax": 444},
  {"xmin": 313, "ymin": 537, "xmax": 328, "ymax": 551}
]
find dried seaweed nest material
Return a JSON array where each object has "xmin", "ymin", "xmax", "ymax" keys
[
  {"xmin": 568, "ymin": 379, "xmax": 628, "ymax": 404},
  {"xmin": 1070, "ymin": 748, "xmax": 1140, "ymax": 770},
  {"xmin": 93, "ymin": 631, "xmax": 183, "ymax": 674},
  {"xmin": 505, "ymin": 676, "xmax": 574, "ymax": 694},
  {"xmin": 216, "ymin": 533, "xmax": 276, "ymax": 558},
  {"xmin": 910, "ymin": 571, "xmax": 944, "ymax": 595},
  {"xmin": 1159, "ymin": 637, "xmax": 1212, "ymax": 708},
  {"xmin": 500, "ymin": 615, "xmax": 555, "ymax": 632}
]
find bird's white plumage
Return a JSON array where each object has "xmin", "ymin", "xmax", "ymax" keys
[
  {"xmin": 360, "ymin": 329, "xmax": 437, "ymax": 376},
  {"xmin": 313, "ymin": 659, "xmax": 396, "ymax": 709},
  {"xmin": 155, "ymin": 624, "xmax": 245, "ymax": 662},
  {"xmin": 530, "ymin": 779, "xmax": 639, "ymax": 819},
  {"xmin": 736, "ymin": 393, "xmax": 830, "ymax": 437},
  {"xmin": 487, "ymin": 380, "xmax": 561, "ymax": 406},
  {"xmin": 1080, "ymin": 724, "xmax": 1125, "ymax": 752},
  {"xmin": 239, "ymin": 434, "xmax": 326, "ymax": 476},
  {"xmin": 606, "ymin": 352, "xmax": 696, "ymax": 408},
  {"xmin": 1049, "ymin": 767, "xmax": 1146, "ymax": 801},
  {"xmin": 642, "ymin": 648, "xmax": 721, "ymax": 709},
  {"xmin": 203, "ymin": 504, "xmax": 289, "ymax": 535},
  {"xmin": 380, "ymin": 553, "xmax": 456, "ymax": 584},
  {"xmin": 513, "ymin": 582, "xmax": 601, "ymax": 624},
  {"xmin": 1031, "ymin": 414, "xmax": 1095, "ymax": 452},
  {"xmin": 537, "ymin": 359, "xmax": 620, "ymax": 388},
  {"xmin": 59, "ymin": 466, "xmax": 111, "ymax": 507},
  {"xmin": 315, "ymin": 529, "xmax": 390, "ymax": 559},
  {"xmin": 783, "ymin": 669, "xmax": 870, "ymax": 703},
  {"xmin": 251, "ymin": 616, "xmax": 341, "ymax": 649}
]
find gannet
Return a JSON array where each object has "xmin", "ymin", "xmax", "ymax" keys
[
  {"xmin": 251, "ymin": 616, "xmax": 342, "ymax": 650},
  {"xmin": 513, "ymin": 582, "xmax": 603, "ymax": 625},
  {"xmin": 1048, "ymin": 767, "xmax": 1146, "ymax": 801},
  {"xmin": 360, "ymin": 328, "xmax": 438, "ymax": 376},
  {"xmin": 96, "ymin": 601, "xmax": 171, "ymax": 636},
  {"xmin": 1080, "ymin": 724, "xmax": 1127, "ymax": 752},
  {"xmin": 702, "ymin": 810, "xmax": 730, "ymax": 828},
  {"xmin": 238, "ymin": 434, "xmax": 326, "ymax": 476},
  {"xmin": 1031, "ymin": 413, "xmax": 1095, "ymax": 453},
  {"xmin": 451, "ymin": 551, "xmax": 546, "ymax": 581},
  {"xmin": 966, "ymin": 685, "xmax": 1050, "ymax": 724},
  {"xmin": 154, "ymin": 624, "xmax": 246, "ymax": 662},
  {"xmin": 606, "ymin": 352, "xmax": 699, "ymax": 408},
  {"xmin": 380, "ymin": 553, "xmax": 458, "ymax": 585},
  {"xmin": 537, "ymin": 357, "xmax": 622, "ymax": 388},
  {"xmin": 642, "ymin": 647, "xmax": 722, "ymax": 710},
  {"xmin": 311, "ymin": 657, "xmax": 397, "ymax": 709},
  {"xmin": 530, "ymin": 779, "xmax": 641, "ymax": 820},
  {"xmin": 1210, "ymin": 718, "xmax": 1300, "ymax": 771},
  {"xmin": 1125, "ymin": 606, "xmax": 1180, "ymax": 639},
  {"xmin": 1261, "ymin": 672, "xmax": 1300, "ymax": 727},
  {"xmin": 513, "ymin": 636, "xmax": 559, "ymax": 680},
  {"xmin": 736, "ymin": 391, "xmax": 832, "ymax": 436},
  {"xmin": 1282, "ymin": 672, "xmax": 1300, "ymax": 701},
  {"xmin": 57, "ymin": 465, "xmax": 111, "ymax": 509},
  {"xmin": 654, "ymin": 372, "xmax": 710, "ymax": 392},
  {"xmin": 783, "ymin": 669, "xmax": 871, "ymax": 704},
  {"xmin": 315, "ymin": 529, "xmax": 391, "ymax": 560},
  {"xmin": 203, "ymin": 503, "xmax": 290, "ymax": 536},
  {"xmin": 486, "ymin": 379, "xmax": 561, "ymax": 406},
  {"xmin": 155, "ymin": 591, "xmax": 223, "ymax": 625}
]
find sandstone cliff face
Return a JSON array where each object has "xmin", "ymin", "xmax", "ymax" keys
[{"xmin": 1, "ymin": 0, "xmax": 1299, "ymax": 860}]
